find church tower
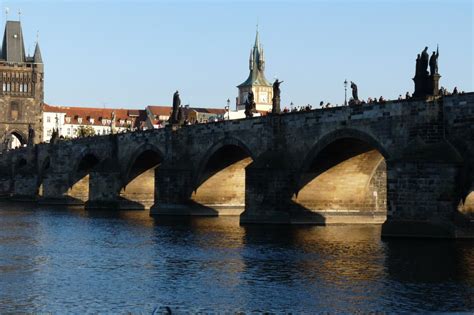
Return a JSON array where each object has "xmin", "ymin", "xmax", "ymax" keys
[
  {"xmin": 0, "ymin": 20, "xmax": 44, "ymax": 149},
  {"xmin": 237, "ymin": 30, "xmax": 273, "ymax": 112}
]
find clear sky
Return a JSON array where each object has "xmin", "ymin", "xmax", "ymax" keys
[{"xmin": 2, "ymin": 0, "xmax": 473, "ymax": 109}]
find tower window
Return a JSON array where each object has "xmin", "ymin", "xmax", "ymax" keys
[{"xmin": 10, "ymin": 102, "xmax": 20, "ymax": 120}]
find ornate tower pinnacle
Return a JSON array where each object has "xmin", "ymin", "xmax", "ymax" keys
[{"xmin": 237, "ymin": 29, "xmax": 273, "ymax": 112}]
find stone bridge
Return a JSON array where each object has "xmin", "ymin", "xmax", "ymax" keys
[{"xmin": 1, "ymin": 93, "xmax": 473, "ymax": 238}]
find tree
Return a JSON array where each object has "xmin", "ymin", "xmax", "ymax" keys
[{"xmin": 76, "ymin": 125, "xmax": 95, "ymax": 138}]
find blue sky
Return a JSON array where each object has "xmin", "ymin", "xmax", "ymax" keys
[{"xmin": 3, "ymin": 0, "xmax": 473, "ymax": 109}]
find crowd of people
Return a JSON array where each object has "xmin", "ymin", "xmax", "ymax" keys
[{"xmin": 278, "ymin": 86, "xmax": 465, "ymax": 113}]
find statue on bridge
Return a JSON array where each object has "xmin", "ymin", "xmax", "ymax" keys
[
  {"xmin": 272, "ymin": 79, "xmax": 283, "ymax": 114},
  {"xmin": 351, "ymin": 81, "xmax": 359, "ymax": 101},
  {"xmin": 2, "ymin": 132, "xmax": 10, "ymax": 151},
  {"xmin": 429, "ymin": 46, "xmax": 439, "ymax": 76},
  {"xmin": 244, "ymin": 91, "xmax": 256, "ymax": 118},
  {"xmin": 50, "ymin": 128, "xmax": 59, "ymax": 144},
  {"xmin": 27, "ymin": 124, "xmax": 35, "ymax": 146},
  {"xmin": 420, "ymin": 46, "xmax": 429, "ymax": 75},
  {"xmin": 170, "ymin": 91, "xmax": 181, "ymax": 125},
  {"xmin": 413, "ymin": 46, "xmax": 441, "ymax": 98}
]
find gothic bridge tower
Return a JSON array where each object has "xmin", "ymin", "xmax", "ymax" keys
[
  {"xmin": 0, "ymin": 20, "xmax": 44, "ymax": 149},
  {"xmin": 237, "ymin": 30, "xmax": 273, "ymax": 112}
]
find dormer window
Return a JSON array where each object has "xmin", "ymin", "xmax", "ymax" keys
[
  {"xmin": 90, "ymin": 118, "xmax": 94, "ymax": 124},
  {"xmin": 65, "ymin": 117, "xmax": 71, "ymax": 123},
  {"xmin": 78, "ymin": 117, "xmax": 82, "ymax": 124},
  {"xmin": 120, "ymin": 119, "xmax": 124, "ymax": 125}
]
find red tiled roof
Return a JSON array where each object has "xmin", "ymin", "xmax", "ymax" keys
[
  {"xmin": 191, "ymin": 107, "xmax": 226, "ymax": 114},
  {"xmin": 44, "ymin": 104, "xmax": 146, "ymax": 128},
  {"xmin": 147, "ymin": 105, "xmax": 172, "ymax": 116}
]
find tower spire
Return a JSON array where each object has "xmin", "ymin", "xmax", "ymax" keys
[
  {"xmin": 254, "ymin": 25, "xmax": 260, "ymax": 48},
  {"xmin": 33, "ymin": 41, "xmax": 42, "ymax": 63}
]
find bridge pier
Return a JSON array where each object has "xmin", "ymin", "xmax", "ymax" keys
[
  {"xmin": 150, "ymin": 166, "xmax": 203, "ymax": 215},
  {"xmin": 0, "ymin": 176, "xmax": 11, "ymax": 198},
  {"xmin": 39, "ymin": 172, "xmax": 80, "ymax": 205},
  {"xmin": 85, "ymin": 170, "xmax": 121, "ymax": 209},
  {"xmin": 11, "ymin": 173, "xmax": 38, "ymax": 201},
  {"xmin": 382, "ymin": 159, "xmax": 468, "ymax": 238},
  {"xmin": 240, "ymin": 160, "xmax": 294, "ymax": 224}
]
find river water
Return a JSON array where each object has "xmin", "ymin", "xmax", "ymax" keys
[{"xmin": 0, "ymin": 202, "xmax": 472, "ymax": 313}]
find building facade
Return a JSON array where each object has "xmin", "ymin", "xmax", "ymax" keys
[
  {"xmin": 43, "ymin": 104, "xmax": 150, "ymax": 141},
  {"xmin": 0, "ymin": 20, "xmax": 44, "ymax": 150}
]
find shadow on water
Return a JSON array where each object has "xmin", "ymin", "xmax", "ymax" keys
[{"xmin": 382, "ymin": 238, "xmax": 474, "ymax": 311}]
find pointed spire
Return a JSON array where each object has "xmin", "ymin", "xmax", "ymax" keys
[
  {"xmin": 249, "ymin": 48, "xmax": 254, "ymax": 70},
  {"xmin": 254, "ymin": 26, "xmax": 260, "ymax": 49},
  {"xmin": 1, "ymin": 20, "xmax": 26, "ymax": 62},
  {"xmin": 33, "ymin": 42, "xmax": 42, "ymax": 63},
  {"xmin": 237, "ymin": 28, "xmax": 271, "ymax": 89}
]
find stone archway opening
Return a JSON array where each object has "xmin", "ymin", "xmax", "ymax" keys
[
  {"xmin": 68, "ymin": 153, "xmax": 100, "ymax": 203},
  {"xmin": 294, "ymin": 137, "xmax": 387, "ymax": 224},
  {"xmin": 8, "ymin": 131, "xmax": 26, "ymax": 150},
  {"xmin": 192, "ymin": 144, "xmax": 253, "ymax": 215},
  {"xmin": 120, "ymin": 149, "xmax": 162, "ymax": 209}
]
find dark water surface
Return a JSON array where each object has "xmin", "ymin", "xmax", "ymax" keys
[{"xmin": 0, "ymin": 202, "xmax": 473, "ymax": 313}]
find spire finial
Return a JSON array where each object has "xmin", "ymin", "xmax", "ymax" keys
[
  {"xmin": 18, "ymin": 9, "xmax": 21, "ymax": 22},
  {"xmin": 5, "ymin": 7, "xmax": 9, "ymax": 21},
  {"xmin": 36, "ymin": 30, "xmax": 39, "ymax": 44}
]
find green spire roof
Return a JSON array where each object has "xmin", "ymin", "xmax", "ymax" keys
[{"xmin": 238, "ymin": 30, "xmax": 271, "ymax": 88}]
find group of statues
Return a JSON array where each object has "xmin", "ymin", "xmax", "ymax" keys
[
  {"xmin": 413, "ymin": 46, "xmax": 440, "ymax": 97},
  {"xmin": 349, "ymin": 46, "xmax": 441, "ymax": 103},
  {"xmin": 416, "ymin": 46, "xmax": 439, "ymax": 77}
]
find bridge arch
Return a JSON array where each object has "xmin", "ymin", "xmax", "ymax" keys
[
  {"xmin": 299, "ymin": 128, "xmax": 391, "ymax": 171},
  {"xmin": 120, "ymin": 143, "xmax": 164, "ymax": 209},
  {"xmin": 67, "ymin": 150, "xmax": 101, "ymax": 202},
  {"xmin": 293, "ymin": 128, "xmax": 390, "ymax": 223},
  {"xmin": 452, "ymin": 140, "xmax": 474, "ymax": 220},
  {"xmin": 36, "ymin": 156, "xmax": 51, "ymax": 196},
  {"xmin": 191, "ymin": 136, "xmax": 255, "ymax": 214}
]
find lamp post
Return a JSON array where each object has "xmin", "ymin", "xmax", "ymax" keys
[
  {"xmin": 344, "ymin": 79, "xmax": 348, "ymax": 106},
  {"xmin": 290, "ymin": 102, "xmax": 293, "ymax": 111},
  {"xmin": 226, "ymin": 99, "xmax": 230, "ymax": 120}
]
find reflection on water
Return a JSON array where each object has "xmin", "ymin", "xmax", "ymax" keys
[{"xmin": 0, "ymin": 202, "xmax": 472, "ymax": 312}]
